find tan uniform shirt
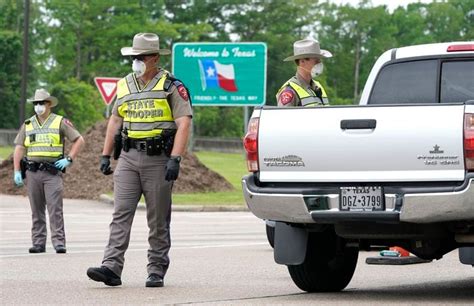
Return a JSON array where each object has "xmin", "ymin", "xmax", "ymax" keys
[
  {"xmin": 112, "ymin": 69, "xmax": 193, "ymax": 119},
  {"xmin": 277, "ymin": 73, "xmax": 322, "ymax": 107},
  {"xmin": 14, "ymin": 114, "xmax": 81, "ymax": 162}
]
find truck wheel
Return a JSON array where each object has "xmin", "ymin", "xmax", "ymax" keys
[
  {"xmin": 266, "ymin": 224, "xmax": 275, "ymax": 248},
  {"xmin": 287, "ymin": 228, "xmax": 358, "ymax": 292}
]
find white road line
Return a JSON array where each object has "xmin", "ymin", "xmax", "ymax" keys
[{"xmin": 0, "ymin": 242, "xmax": 267, "ymax": 259}]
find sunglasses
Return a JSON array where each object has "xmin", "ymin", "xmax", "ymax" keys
[
  {"xmin": 32, "ymin": 101, "xmax": 46, "ymax": 106},
  {"xmin": 130, "ymin": 54, "xmax": 158, "ymax": 61}
]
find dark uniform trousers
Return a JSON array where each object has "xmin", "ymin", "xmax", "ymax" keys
[
  {"xmin": 102, "ymin": 149, "xmax": 172, "ymax": 278},
  {"xmin": 26, "ymin": 170, "xmax": 65, "ymax": 248}
]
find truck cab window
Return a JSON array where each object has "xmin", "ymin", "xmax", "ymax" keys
[
  {"xmin": 369, "ymin": 60, "xmax": 437, "ymax": 104},
  {"xmin": 440, "ymin": 60, "xmax": 474, "ymax": 103}
]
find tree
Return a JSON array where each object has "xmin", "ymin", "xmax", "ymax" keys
[
  {"xmin": 50, "ymin": 78, "xmax": 103, "ymax": 132},
  {"xmin": 0, "ymin": 30, "xmax": 22, "ymax": 129}
]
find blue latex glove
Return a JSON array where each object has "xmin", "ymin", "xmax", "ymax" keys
[
  {"xmin": 14, "ymin": 170, "xmax": 24, "ymax": 187},
  {"xmin": 54, "ymin": 158, "xmax": 72, "ymax": 170}
]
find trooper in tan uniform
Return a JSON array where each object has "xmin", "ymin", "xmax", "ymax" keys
[
  {"xmin": 13, "ymin": 89, "xmax": 85, "ymax": 254},
  {"xmin": 276, "ymin": 38, "xmax": 332, "ymax": 107},
  {"xmin": 87, "ymin": 33, "xmax": 192, "ymax": 288}
]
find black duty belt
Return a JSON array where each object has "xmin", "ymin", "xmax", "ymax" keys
[
  {"xmin": 124, "ymin": 136, "xmax": 174, "ymax": 157},
  {"xmin": 24, "ymin": 160, "xmax": 60, "ymax": 175}
]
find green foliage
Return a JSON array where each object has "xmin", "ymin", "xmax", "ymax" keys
[{"xmin": 50, "ymin": 79, "xmax": 104, "ymax": 132}]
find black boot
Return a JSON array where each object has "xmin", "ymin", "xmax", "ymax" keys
[
  {"xmin": 87, "ymin": 266, "xmax": 122, "ymax": 286},
  {"xmin": 146, "ymin": 273, "xmax": 164, "ymax": 287},
  {"xmin": 55, "ymin": 245, "xmax": 67, "ymax": 254},
  {"xmin": 29, "ymin": 245, "xmax": 45, "ymax": 253}
]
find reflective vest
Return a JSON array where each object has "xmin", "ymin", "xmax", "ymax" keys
[
  {"xmin": 24, "ymin": 113, "xmax": 63, "ymax": 158},
  {"xmin": 116, "ymin": 71, "xmax": 176, "ymax": 139},
  {"xmin": 277, "ymin": 79, "xmax": 328, "ymax": 106}
]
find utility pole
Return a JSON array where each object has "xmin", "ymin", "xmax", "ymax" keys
[{"xmin": 19, "ymin": 0, "xmax": 30, "ymax": 125}]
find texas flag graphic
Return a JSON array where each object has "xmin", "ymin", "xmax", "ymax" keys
[{"xmin": 199, "ymin": 59, "xmax": 238, "ymax": 92}]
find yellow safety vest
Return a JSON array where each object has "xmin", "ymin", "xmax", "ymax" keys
[
  {"xmin": 277, "ymin": 79, "xmax": 329, "ymax": 106},
  {"xmin": 116, "ymin": 71, "xmax": 176, "ymax": 139},
  {"xmin": 24, "ymin": 113, "xmax": 63, "ymax": 158}
]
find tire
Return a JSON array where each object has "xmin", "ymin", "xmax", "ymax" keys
[
  {"xmin": 266, "ymin": 224, "xmax": 275, "ymax": 248},
  {"xmin": 287, "ymin": 227, "xmax": 358, "ymax": 292}
]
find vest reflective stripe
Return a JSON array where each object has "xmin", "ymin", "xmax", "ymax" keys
[
  {"xmin": 117, "ymin": 91, "xmax": 168, "ymax": 104},
  {"xmin": 128, "ymin": 121, "xmax": 177, "ymax": 131},
  {"xmin": 27, "ymin": 146, "xmax": 63, "ymax": 153},
  {"xmin": 24, "ymin": 114, "xmax": 63, "ymax": 158},
  {"xmin": 25, "ymin": 128, "xmax": 60, "ymax": 136},
  {"xmin": 117, "ymin": 72, "xmax": 175, "ymax": 139}
]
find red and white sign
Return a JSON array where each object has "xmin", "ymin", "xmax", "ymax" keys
[{"xmin": 94, "ymin": 77, "xmax": 121, "ymax": 105}]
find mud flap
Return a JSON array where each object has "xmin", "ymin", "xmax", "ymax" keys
[
  {"xmin": 459, "ymin": 247, "xmax": 474, "ymax": 265},
  {"xmin": 274, "ymin": 221, "xmax": 308, "ymax": 265}
]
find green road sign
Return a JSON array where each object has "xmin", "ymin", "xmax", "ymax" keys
[{"xmin": 172, "ymin": 42, "xmax": 267, "ymax": 106}]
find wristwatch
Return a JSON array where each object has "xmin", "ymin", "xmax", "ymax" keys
[
  {"xmin": 66, "ymin": 156, "xmax": 73, "ymax": 163},
  {"xmin": 170, "ymin": 155, "xmax": 182, "ymax": 163}
]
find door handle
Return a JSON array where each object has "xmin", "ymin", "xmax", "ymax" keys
[{"xmin": 340, "ymin": 119, "xmax": 377, "ymax": 130}]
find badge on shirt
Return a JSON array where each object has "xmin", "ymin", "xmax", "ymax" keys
[
  {"xmin": 177, "ymin": 85, "xmax": 189, "ymax": 101},
  {"xmin": 63, "ymin": 118, "xmax": 74, "ymax": 127},
  {"xmin": 279, "ymin": 89, "xmax": 294, "ymax": 105}
]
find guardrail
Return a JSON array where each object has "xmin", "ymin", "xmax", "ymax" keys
[
  {"xmin": 193, "ymin": 137, "xmax": 243, "ymax": 153},
  {"xmin": 0, "ymin": 130, "xmax": 17, "ymax": 146}
]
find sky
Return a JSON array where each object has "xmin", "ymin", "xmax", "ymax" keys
[{"xmin": 328, "ymin": 0, "xmax": 436, "ymax": 11}]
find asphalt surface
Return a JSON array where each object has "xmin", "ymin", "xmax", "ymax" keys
[{"xmin": 1, "ymin": 194, "xmax": 473, "ymax": 305}]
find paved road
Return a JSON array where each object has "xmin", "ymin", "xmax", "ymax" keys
[{"xmin": 1, "ymin": 195, "xmax": 473, "ymax": 304}]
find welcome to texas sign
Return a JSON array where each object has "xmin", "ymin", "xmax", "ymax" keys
[{"xmin": 172, "ymin": 42, "xmax": 267, "ymax": 106}]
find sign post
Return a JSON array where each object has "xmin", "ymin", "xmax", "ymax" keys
[
  {"xmin": 172, "ymin": 42, "xmax": 267, "ymax": 106},
  {"xmin": 94, "ymin": 77, "xmax": 121, "ymax": 117}
]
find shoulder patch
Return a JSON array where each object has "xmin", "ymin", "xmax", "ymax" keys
[
  {"xmin": 279, "ymin": 89, "xmax": 294, "ymax": 105},
  {"xmin": 63, "ymin": 118, "xmax": 74, "ymax": 127},
  {"xmin": 177, "ymin": 85, "xmax": 189, "ymax": 101}
]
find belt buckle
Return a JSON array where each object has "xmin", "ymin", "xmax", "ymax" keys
[{"xmin": 138, "ymin": 141, "xmax": 147, "ymax": 151}]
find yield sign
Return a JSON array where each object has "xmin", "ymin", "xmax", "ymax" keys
[{"xmin": 94, "ymin": 77, "xmax": 121, "ymax": 105}]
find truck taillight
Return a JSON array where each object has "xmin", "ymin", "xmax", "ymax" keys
[
  {"xmin": 243, "ymin": 118, "xmax": 259, "ymax": 172},
  {"xmin": 465, "ymin": 113, "xmax": 474, "ymax": 171}
]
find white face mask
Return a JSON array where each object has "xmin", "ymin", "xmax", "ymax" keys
[
  {"xmin": 132, "ymin": 59, "xmax": 146, "ymax": 77},
  {"xmin": 34, "ymin": 104, "xmax": 46, "ymax": 116},
  {"xmin": 311, "ymin": 62, "xmax": 324, "ymax": 78}
]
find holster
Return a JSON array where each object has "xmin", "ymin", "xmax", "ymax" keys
[
  {"xmin": 113, "ymin": 131, "xmax": 123, "ymax": 160},
  {"xmin": 122, "ymin": 128, "xmax": 130, "ymax": 152},
  {"xmin": 161, "ymin": 130, "xmax": 176, "ymax": 157},
  {"xmin": 20, "ymin": 157, "xmax": 27, "ymax": 179}
]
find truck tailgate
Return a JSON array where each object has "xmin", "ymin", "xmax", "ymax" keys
[{"xmin": 258, "ymin": 105, "xmax": 466, "ymax": 182}]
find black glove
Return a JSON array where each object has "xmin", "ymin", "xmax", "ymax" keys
[
  {"xmin": 165, "ymin": 156, "xmax": 181, "ymax": 181},
  {"xmin": 100, "ymin": 155, "xmax": 113, "ymax": 175}
]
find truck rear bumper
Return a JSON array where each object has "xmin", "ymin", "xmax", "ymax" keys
[{"xmin": 242, "ymin": 174, "xmax": 474, "ymax": 224}]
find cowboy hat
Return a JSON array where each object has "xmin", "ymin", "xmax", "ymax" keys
[
  {"xmin": 283, "ymin": 39, "xmax": 332, "ymax": 61},
  {"xmin": 27, "ymin": 89, "xmax": 58, "ymax": 107},
  {"xmin": 121, "ymin": 33, "xmax": 171, "ymax": 56}
]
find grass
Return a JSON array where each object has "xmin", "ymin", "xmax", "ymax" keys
[
  {"xmin": 0, "ymin": 146, "xmax": 14, "ymax": 159},
  {"xmin": 173, "ymin": 151, "xmax": 248, "ymax": 205},
  {"xmin": 111, "ymin": 151, "xmax": 249, "ymax": 206}
]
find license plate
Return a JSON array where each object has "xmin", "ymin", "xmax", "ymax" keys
[{"xmin": 340, "ymin": 187, "xmax": 384, "ymax": 211}]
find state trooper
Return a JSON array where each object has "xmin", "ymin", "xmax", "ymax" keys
[
  {"xmin": 12, "ymin": 89, "xmax": 85, "ymax": 254},
  {"xmin": 276, "ymin": 39, "xmax": 332, "ymax": 107},
  {"xmin": 87, "ymin": 33, "xmax": 192, "ymax": 288}
]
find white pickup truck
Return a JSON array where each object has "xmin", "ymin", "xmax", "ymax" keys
[{"xmin": 242, "ymin": 42, "xmax": 474, "ymax": 292}]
